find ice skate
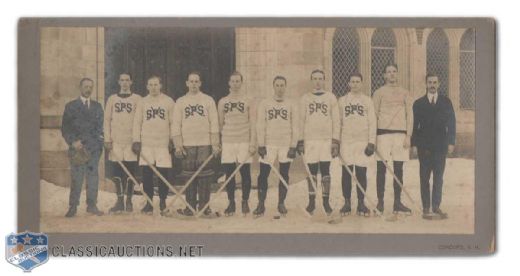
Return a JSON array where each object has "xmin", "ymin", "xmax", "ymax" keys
[
  {"xmin": 253, "ymin": 201, "xmax": 265, "ymax": 218},
  {"xmin": 340, "ymin": 198, "xmax": 351, "ymax": 216},
  {"xmin": 374, "ymin": 199, "xmax": 384, "ymax": 215},
  {"xmin": 176, "ymin": 207, "xmax": 194, "ymax": 217},
  {"xmin": 140, "ymin": 202, "xmax": 153, "ymax": 215},
  {"xmin": 306, "ymin": 195, "xmax": 316, "ymax": 215},
  {"xmin": 159, "ymin": 198, "xmax": 167, "ymax": 216},
  {"xmin": 393, "ymin": 201, "xmax": 412, "ymax": 215},
  {"xmin": 224, "ymin": 201, "xmax": 236, "ymax": 216},
  {"xmin": 277, "ymin": 202, "xmax": 288, "ymax": 216},
  {"xmin": 241, "ymin": 200, "xmax": 250, "ymax": 215},
  {"xmin": 356, "ymin": 201, "xmax": 370, "ymax": 217}
]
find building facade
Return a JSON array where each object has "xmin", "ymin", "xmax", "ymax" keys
[{"xmin": 40, "ymin": 27, "xmax": 475, "ymax": 187}]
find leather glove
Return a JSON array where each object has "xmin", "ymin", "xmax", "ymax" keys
[
  {"xmin": 287, "ymin": 147, "xmax": 297, "ymax": 159},
  {"xmin": 131, "ymin": 142, "xmax": 141, "ymax": 155},
  {"xmin": 364, "ymin": 143, "xmax": 375, "ymax": 157},
  {"xmin": 296, "ymin": 140, "xmax": 304, "ymax": 155},
  {"xmin": 258, "ymin": 146, "xmax": 267, "ymax": 159},
  {"xmin": 168, "ymin": 140, "xmax": 174, "ymax": 154}
]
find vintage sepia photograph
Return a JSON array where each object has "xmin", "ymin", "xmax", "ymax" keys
[{"xmin": 38, "ymin": 23, "xmax": 478, "ymax": 236}]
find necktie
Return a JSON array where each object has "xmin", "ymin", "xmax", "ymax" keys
[
  {"xmin": 430, "ymin": 96, "xmax": 435, "ymax": 105},
  {"xmin": 84, "ymin": 100, "xmax": 89, "ymax": 109}
]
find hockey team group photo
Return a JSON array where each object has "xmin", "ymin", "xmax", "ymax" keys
[{"xmin": 39, "ymin": 26, "xmax": 476, "ymax": 234}]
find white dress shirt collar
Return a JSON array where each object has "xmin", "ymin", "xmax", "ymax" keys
[
  {"xmin": 80, "ymin": 96, "xmax": 90, "ymax": 108},
  {"xmin": 427, "ymin": 92, "xmax": 438, "ymax": 104}
]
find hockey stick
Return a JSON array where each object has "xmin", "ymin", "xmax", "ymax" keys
[
  {"xmin": 195, "ymin": 154, "xmax": 252, "ymax": 218},
  {"xmin": 338, "ymin": 157, "xmax": 397, "ymax": 221},
  {"xmin": 163, "ymin": 152, "xmax": 215, "ymax": 214},
  {"xmin": 139, "ymin": 153, "xmax": 198, "ymax": 215},
  {"xmin": 375, "ymin": 150, "xmax": 422, "ymax": 214},
  {"xmin": 264, "ymin": 160, "xmax": 313, "ymax": 219},
  {"xmin": 298, "ymin": 156, "xmax": 342, "ymax": 224},
  {"xmin": 111, "ymin": 152, "xmax": 155, "ymax": 209}
]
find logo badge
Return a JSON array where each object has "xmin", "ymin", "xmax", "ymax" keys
[{"xmin": 6, "ymin": 231, "xmax": 49, "ymax": 272}]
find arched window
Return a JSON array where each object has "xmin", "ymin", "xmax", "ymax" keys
[
  {"xmin": 371, "ymin": 28, "xmax": 396, "ymax": 94},
  {"xmin": 459, "ymin": 28, "xmax": 475, "ymax": 110},
  {"xmin": 332, "ymin": 28, "xmax": 360, "ymax": 97},
  {"xmin": 427, "ymin": 28, "xmax": 450, "ymax": 96}
]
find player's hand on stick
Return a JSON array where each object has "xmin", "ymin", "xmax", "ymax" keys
[
  {"xmin": 297, "ymin": 140, "xmax": 304, "ymax": 155},
  {"xmin": 403, "ymin": 135, "xmax": 411, "ymax": 149},
  {"xmin": 72, "ymin": 140, "xmax": 83, "ymax": 150},
  {"xmin": 131, "ymin": 142, "xmax": 141, "ymax": 155},
  {"xmin": 175, "ymin": 147, "xmax": 186, "ymax": 159},
  {"xmin": 287, "ymin": 147, "xmax": 297, "ymax": 159},
  {"xmin": 364, "ymin": 143, "xmax": 375, "ymax": 157},
  {"xmin": 104, "ymin": 142, "xmax": 113, "ymax": 152},
  {"xmin": 331, "ymin": 139, "xmax": 340, "ymax": 158},
  {"xmin": 168, "ymin": 140, "xmax": 175, "ymax": 154},
  {"xmin": 258, "ymin": 146, "xmax": 267, "ymax": 159}
]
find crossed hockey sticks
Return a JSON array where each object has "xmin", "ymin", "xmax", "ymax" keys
[
  {"xmin": 139, "ymin": 153, "xmax": 199, "ymax": 215},
  {"xmin": 110, "ymin": 152, "xmax": 155, "ymax": 211},
  {"xmin": 195, "ymin": 154, "xmax": 252, "ymax": 218},
  {"xmin": 374, "ymin": 150, "xmax": 423, "ymax": 215},
  {"xmin": 338, "ymin": 157, "xmax": 398, "ymax": 222},
  {"xmin": 162, "ymin": 153, "xmax": 215, "ymax": 215}
]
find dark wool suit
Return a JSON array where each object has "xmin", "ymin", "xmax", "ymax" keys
[
  {"xmin": 61, "ymin": 97, "xmax": 104, "ymax": 207},
  {"xmin": 411, "ymin": 94, "xmax": 456, "ymax": 211}
]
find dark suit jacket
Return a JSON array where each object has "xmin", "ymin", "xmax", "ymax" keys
[
  {"xmin": 411, "ymin": 94, "xmax": 456, "ymax": 152},
  {"xmin": 61, "ymin": 97, "xmax": 104, "ymax": 152}
]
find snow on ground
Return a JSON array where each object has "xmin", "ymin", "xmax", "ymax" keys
[{"xmin": 40, "ymin": 158, "xmax": 474, "ymax": 234}]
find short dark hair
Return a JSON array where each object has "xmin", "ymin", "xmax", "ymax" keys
[
  {"xmin": 79, "ymin": 77, "xmax": 94, "ymax": 87},
  {"xmin": 147, "ymin": 75, "xmax": 162, "ymax": 84},
  {"xmin": 310, "ymin": 69, "xmax": 325, "ymax": 80},
  {"xmin": 273, "ymin": 75, "xmax": 287, "ymax": 85},
  {"xmin": 187, "ymin": 71, "xmax": 202, "ymax": 81},
  {"xmin": 119, "ymin": 72, "xmax": 133, "ymax": 80},
  {"xmin": 425, "ymin": 73, "xmax": 439, "ymax": 82},
  {"xmin": 230, "ymin": 71, "xmax": 243, "ymax": 82},
  {"xmin": 384, "ymin": 63, "xmax": 398, "ymax": 73},
  {"xmin": 349, "ymin": 72, "xmax": 363, "ymax": 82}
]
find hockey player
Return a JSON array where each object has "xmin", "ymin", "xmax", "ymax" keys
[
  {"xmin": 104, "ymin": 73, "xmax": 142, "ymax": 213},
  {"xmin": 254, "ymin": 76, "xmax": 298, "ymax": 217},
  {"xmin": 297, "ymin": 69, "xmax": 340, "ymax": 215},
  {"xmin": 372, "ymin": 64, "xmax": 413, "ymax": 215},
  {"xmin": 338, "ymin": 73, "xmax": 376, "ymax": 217},
  {"xmin": 131, "ymin": 76, "xmax": 175, "ymax": 214},
  {"xmin": 173, "ymin": 71, "xmax": 220, "ymax": 217},
  {"xmin": 218, "ymin": 71, "xmax": 255, "ymax": 216}
]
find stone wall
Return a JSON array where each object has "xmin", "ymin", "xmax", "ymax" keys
[
  {"xmin": 236, "ymin": 27, "xmax": 475, "ymax": 157},
  {"xmin": 40, "ymin": 27, "xmax": 106, "ymax": 188}
]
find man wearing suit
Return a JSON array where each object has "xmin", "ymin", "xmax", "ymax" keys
[
  {"xmin": 411, "ymin": 73, "xmax": 456, "ymax": 220},
  {"xmin": 61, "ymin": 78, "xmax": 105, "ymax": 217}
]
